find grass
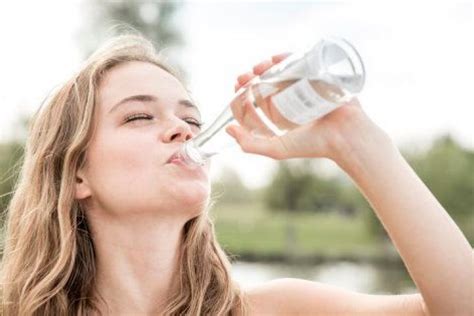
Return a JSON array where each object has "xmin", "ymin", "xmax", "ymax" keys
[{"xmin": 211, "ymin": 202, "xmax": 382, "ymax": 259}]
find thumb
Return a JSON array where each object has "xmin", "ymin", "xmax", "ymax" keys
[{"xmin": 225, "ymin": 124, "xmax": 288, "ymax": 160}]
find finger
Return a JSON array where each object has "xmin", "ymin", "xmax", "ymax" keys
[
  {"xmin": 255, "ymin": 95, "xmax": 300, "ymax": 130},
  {"xmin": 229, "ymin": 90, "xmax": 249, "ymax": 125},
  {"xmin": 235, "ymin": 53, "xmax": 291, "ymax": 92},
  {"xmin": 253, "ymin": 60, "xmax": 273, "ymax": 75},
  {"xmin": 236, "ymin": 53, "xmax": 291, "ymax": 91},
  {"xmin": 271, "ymin": 52, "xmax": 291, "ymax": 64},
  {"xmin": 235, "ymin": 72, "xmax": 256, "ymax": 92},
  {"xmin": 234, "ymin": 82, "xmax": 243, "ymax": 92},
  {"xmin": 236, "ymin": 72, "xmax": 255, "ymax": 86},
  {"xmin": 253, "ymin": 53, "xmax": 291, "ymax": 76},
  {"xmin": 240, "ymin": 96, "xmax": 275, "ymax": 137},
  {"xmin": 225, "ymin": 125, "xmax": 288, "ymax": 160},
  {"xmin": 234, "ymin": 80, "xmax": 255, "ymax": 92},
  {"xmin": 229, "ymin": 91, "xmax": 274, "ymax": 136}
]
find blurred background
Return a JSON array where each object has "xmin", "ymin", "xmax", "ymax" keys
[{"xmin": 0, "ymin": 0, "xmax": 472, "ymax": 294}]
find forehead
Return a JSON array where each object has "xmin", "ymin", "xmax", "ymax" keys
[{"xmin": 97, "ymin": 61, "xmax": 188, "ymax": 113}]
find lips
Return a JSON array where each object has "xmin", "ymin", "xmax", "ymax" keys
[
  {"xmin": 165, "ymin": 148, "xmax": 207, "ymax": 178},
  {"xmin": 166, "ymin": 149, "xmax": 183, "ymax": 164}
]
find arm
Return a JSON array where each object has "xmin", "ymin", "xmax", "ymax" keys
[
  {"xmin": 333, "ymin": 119, "xmax": 473, "ymax": 315},
  {"xmin": 242, "ymin": 118, "xmax": 472, "ymax": 315},
  {"xmin": 246, "ymin": 278, "xmax": 427, "ymax": 316},
  {"xmin": 241, "ymin": 118, "xmax": 472, "ymax": 316},
  {"xmin": 229, "ymin": 56, "xmax": 473, "ymax": 315}
]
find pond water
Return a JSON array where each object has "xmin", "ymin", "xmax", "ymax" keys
[{"xmin": 232, "ymin": 260, "xmax": 418, "ymax": 294}]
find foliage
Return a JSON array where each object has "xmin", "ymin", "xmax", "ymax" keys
[
  {"xmin": 405, "ymin": 135, "xmax": 474, "ymax": 242},
  {"xmin": 212, "ymin": 165, "xmax": 257, "ymax": 205},
  {"xmin": 262, "ymin": 134, "xmax": 473, "ymax": 244},
  {"xmin": 407, "ymin": 135, "xmax": 474, "ymax": 218},
  {"xmin": 263, "ymin": 159, "xmax": 359, "ymax": 215}
]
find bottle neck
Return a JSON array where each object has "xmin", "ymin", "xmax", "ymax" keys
[{"xmin": 191, "ymin": 105, "xmax": 234, "ymax": 148}]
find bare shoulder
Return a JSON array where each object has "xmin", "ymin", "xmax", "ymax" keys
[{"xmin": 244, "ymin": 278, "xmax": 428, "ymax": 316}]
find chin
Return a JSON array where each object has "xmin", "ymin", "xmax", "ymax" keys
[
  {"xmin": 168, "ymin": 182, "xmax": 211, "ymax": 214},
  {"xmin": 182, "ymin": 187, "xmax": 210, "ymax": 210}
]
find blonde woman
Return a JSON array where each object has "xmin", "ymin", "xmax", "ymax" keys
[{"xmin": 1, "ymin": 34, "xmax": 472, "ymax": 315}]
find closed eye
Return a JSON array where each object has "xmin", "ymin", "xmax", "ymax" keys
[
  {"xmin": 184, "ymin": 118, "xmax": 204, "ymax": 129},
  {"xmin": 124, "ymin": 113, "xmax": 203, "ymax": 129},
  {"xmin": 124, "ymin": 113, "xmax": 153, "ymax": 123}
]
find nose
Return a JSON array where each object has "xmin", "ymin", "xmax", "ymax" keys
[{"xmin": 162, "ymin": 118, "xmax": 193, "ymax": 143}]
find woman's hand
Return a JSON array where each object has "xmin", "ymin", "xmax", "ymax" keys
[{"xmin": 226, "ymin": 54, "xmax": 386, "ymax": 163}]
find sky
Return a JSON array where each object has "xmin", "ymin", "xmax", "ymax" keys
[{"xmin": 0, "ymin": 0, "xmax": 472, "ymax": 188}]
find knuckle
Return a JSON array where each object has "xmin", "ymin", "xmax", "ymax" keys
[
  {"xmin": 253, "ymin": 61, "xmax": 269, "ymax": 73},
  {"xmin": 237, "ymin": 75, "xmax": 246, "ymax": 83},
  {"xmin": 237, "ymin": 72, "xmax": 252, "ymax": 83},
  {"xmin": 271, "ymin": 53, "xmax": 288, "ymax": 63}
]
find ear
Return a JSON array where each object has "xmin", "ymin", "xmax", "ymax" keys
[{"xmin": 75, "ymin": 168, "xmax": 92, "ymax": 200}]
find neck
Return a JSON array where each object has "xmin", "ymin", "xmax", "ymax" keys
[{"xmin": 89, "ymin": 211, "xmax": 188, "ymax": 315}]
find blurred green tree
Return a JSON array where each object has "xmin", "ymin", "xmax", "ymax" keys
[
  {"xmin": 264, "ymin": 159, "xmax": 357, "ymax": 215},
  {"xmin": 407, "ymin": 134, "xmax": 474, "ymax": 242},
  {"xmin": 212, "ymin": 165, "xmax": 255, "ymax": 205},
  {"xmin": 263, "ymin": 135, "xmax": 473, "ymax": 246},
  {"xmin": 263, "ymin": 159, "xmax": 350, "ymax": 256},
  {"xmin": 264, "ymin": 160, "xmax": 311, "ymax": 212}
]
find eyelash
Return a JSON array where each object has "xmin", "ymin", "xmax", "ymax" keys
[{"xmin": 124, "ymin": 113, "xmax": 204, "ymax": 129}]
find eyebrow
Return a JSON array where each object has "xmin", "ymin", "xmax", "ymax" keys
[{"xmin": 108, "ymin": 94, "xmax": 201, "ymax": 118}]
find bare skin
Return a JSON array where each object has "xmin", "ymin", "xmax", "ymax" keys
[{"xmin": 74, "ymin": 57, "xmax": 473, "ymax": 315}]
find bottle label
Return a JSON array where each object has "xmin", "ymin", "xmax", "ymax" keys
[{"xmin": 271, "ymin": 79, "xmax": 340, "ymax": 125}]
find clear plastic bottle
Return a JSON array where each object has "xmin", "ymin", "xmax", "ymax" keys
[{"xmin": 179, "ymin": 37, "xmax": 365, "ymax": 166}]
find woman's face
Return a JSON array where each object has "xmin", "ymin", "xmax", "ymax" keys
[{"xmin": 75, "ymin": 61, "xmax": 211, "ymax": 220}]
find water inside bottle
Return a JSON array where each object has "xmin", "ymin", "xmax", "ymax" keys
[{"xmin": 250, "ymin": 78, "xmax": 348, "ymax": 128}]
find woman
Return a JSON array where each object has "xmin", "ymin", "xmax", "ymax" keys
[{"xmin": 0, "ymin": 34, "xmax": 471, "ymax": 315}]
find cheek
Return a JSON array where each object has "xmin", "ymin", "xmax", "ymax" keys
[
  {"xmin": 84, "ymin": 127, "xmax": 211, "ymax": 214},
  {"xmin": 96, "ymin": 139, "xmax": 148, "ymax": 173},
  {"xmin": 86, "ymin": 131, "xmax": 159, "ymax": 194}
]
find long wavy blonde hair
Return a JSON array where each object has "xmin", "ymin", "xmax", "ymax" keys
[{"xmin": 0, "ymin": 33, "xmax": 247, "ymax": 315}]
